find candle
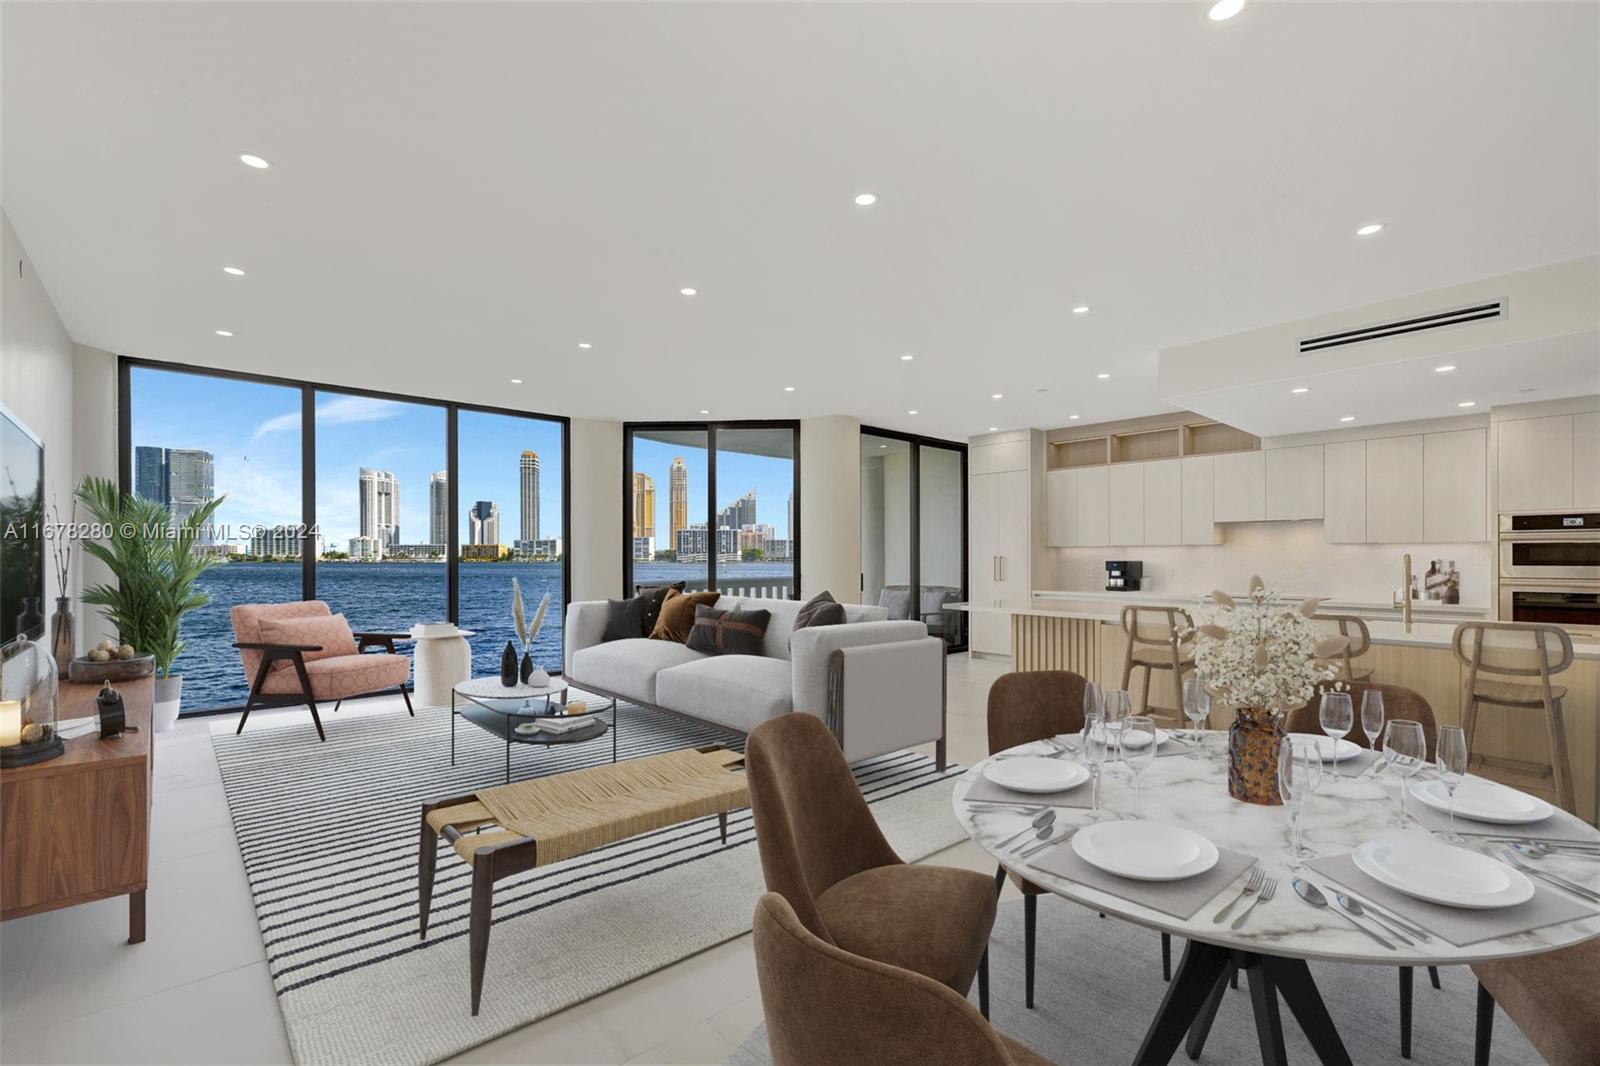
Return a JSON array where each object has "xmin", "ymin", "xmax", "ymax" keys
[{"xmin": 0, "ymin": 701, "xmax": 21, "ymax": 747}]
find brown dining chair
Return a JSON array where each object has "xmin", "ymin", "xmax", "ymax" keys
[
  {"xmin": 1453, "ymin": 621, "xmax": 1577, "ymax": 814},
  {"xmin": 1471, "ymin": 939, "xmax": 1600, "ymax": 1066},
  {"xmin": 752, "ymin": 892, "xmax": 1054, "ymax": 1066},
  {"xmin": 1313, "ymin": 613, "xmax": 1374, "ymax": 682},
  {"xmin": 1119, "ymin": 606, "xmax": 1194, "ymax": 726},
  {"xmin": 746, "ymin": 712, "xmax": 997, "ymax": 1014}
]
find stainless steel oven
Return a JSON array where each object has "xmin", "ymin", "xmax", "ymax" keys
[
  {"xmin": 1498, "ymin": 512, "xmax": 1600, "ymax": 583},
  {"xmin": 1499, "ymin": 584, "xmax": 1600, "ymax": 638}
]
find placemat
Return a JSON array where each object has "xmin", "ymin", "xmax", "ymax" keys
[
  {"xmin": 1326, "ymin": 749, "xmax": 1381, "ymax": 778},
  {"xmin": 1403, "ymin": 793, "xmax": 1600, "ymax": 845},
  {"xmin": 1304, "ymin": 852, "xmax": 1599, "ymax": 947},
  {"xmin": 962, "ymin": 770, "xmax": 1095, "ymax": 809},
  {"xmin": 1029, "ymin": 838, "xmax": 1255, "ymax": 920}
]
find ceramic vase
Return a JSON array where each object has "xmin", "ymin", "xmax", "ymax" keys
[
  {"xmin": 500, "ymin": 641, "xmax": 518, "ymax": 687},
  {"xmin": 1227, "ymin": 709, "xmax": 1284, "ymax": 805},
  {"xmin": 519, "ymin": 651, "xmax": 533, "ymax": 684}
]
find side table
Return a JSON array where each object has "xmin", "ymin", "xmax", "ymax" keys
[{"xmin": 410, "ymin": 625, "xmax": 475, "ymax": 708}]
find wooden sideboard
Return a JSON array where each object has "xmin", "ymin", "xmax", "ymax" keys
[{"xmin": 0, "ymin": 678, "xmax": 153, "ymax": 942}]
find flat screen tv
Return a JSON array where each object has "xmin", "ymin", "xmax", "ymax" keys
[{"xmin": 1, "ymin": 402, "xmax": 46, "ymax": 645}]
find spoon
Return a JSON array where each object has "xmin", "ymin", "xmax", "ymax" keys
[
  {"xmin": 1510, "ymin": 841, "xmax": 1600, "ymax": 862},
  {"xmin": 1335, "ymin": 893, "xmax": 1415, "ymax": 944},
  {"xmin": 1010, "ymin": 823, "xmax": 1056, "ymax": 854},
  {"xmin": 995, "ymin": 809, "xmax": 1056, "ymax": 849},
  {"xmin": 1292, "ymin": 878, "xmax": 1395, "ymax": 950}
]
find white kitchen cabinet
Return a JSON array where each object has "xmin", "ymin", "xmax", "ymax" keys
[
  {"xmin": 1045, "ymin": 468, "xmax": 1077, "ymax": 547},
  {"xmin": 1180, "ymin": 456, "xmax": 1220, "ymax": 545},
  {"xmin": 1076, "ymin": 466, "xmax": 1110, "ymax": 547},
  {"xmin": 1574, "ymin": 413, "xmax": 1600, "ymax": 509},
  {"xmin": 1265, "ymin": 445, "xmax": 1324, "ymax": 521},
  {"xmin": 1423, "ymin": 428, "xmax": 1487, "ymax": 542},
  {"xmin": 1212, "ymin": 451, "xmax": 1266, "ymax": 523},
  {"xmin": 969, "ymin": 438, "xmax": 1029, "ymax": 475},
  {"xmin": 1497, "ymin": 415, "xmax": 1575, "ymax": 513},
  {"xmin": 1143, "ymin": 459, "xmax": 1183, "ymax": 545},
  {"xmin": 968, "ymin": 467, "xmax": 1029, "ymax": 656},
  {"xmin": 1108, "ymin": 463, "xmax": 1145, "ymax": 546},
  {"xmin": 1323, "ymin": 441, "xmax": 1367, "ymax": 543},
  {"xmin": 1365, "ymin": 435, "xmax": 1425, "ymax": 543}
]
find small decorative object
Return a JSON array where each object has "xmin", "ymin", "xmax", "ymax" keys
[
  {"xmin": 97, "ymin": 680, "xmax": 126, "ymax": 738},
  {"xmin": 68, "ymin": 638, "xmax": 155, "ymax": 683},
  {"xmin": 48, "ymin": 498, "xmax": 77, "ymax": 677},
  {"xmin": 0, "ymin": 636, "xmax": 63, "ymax": 767},
  {"xmin": 499, "ymin": 641, "xmax": 518, "ymax": 687},
  {"xmin": 565, "ymin": 699, "xmax": 588, "ymax": 716},
  {"xmin": 511, "ymin": 579, "xmax": 552, "ymax": 688},
  {"xmin": 15, "ymin": 597, "xmax": 44, "ymax": 640},
  {"xmin": 1188, "ymin": 576, "xmax": 1345, "ymax": 805}
]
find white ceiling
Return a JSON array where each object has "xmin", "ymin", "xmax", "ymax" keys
[{"xmin": 4, "ymin": 2, "xmax": 1597, "ymax": 441}]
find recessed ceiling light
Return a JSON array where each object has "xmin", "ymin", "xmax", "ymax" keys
[
  {"xmin": 577, "ymin": 342, "xmax": 591, "ymax": 349},
  {"xmin": 989, "ymin": 427, "xmax": 999, "ymax": 432},
  {"xmin": 679, "ymin": 287, "xmax": 697, "ymax": 296},
  {"xmin": 700, "ymin": 409, "xmax": 710, "ymax": 415},
  {"xmin": 1208, "ymin": 0, "xmax": 1245, "ymax": 21},
  {"xmin": 222, "ymin": 266, "xmax": 245, "ymax": 276},
  {"xmin": 900, "ymin": 354, "xmax": 914, "ymax": 361},
  {"xmin": 510, "ymin": 378, "xmax": 523, "ymax": 384},
  {"xmin": 879, "ymin": 444, "xmax": 888, "ymax": 449},
  {"xmin": 1458, "ymin": 400, "xmax": 1476, "ymax": 408},
  {"xmin": 1355, "ymin": 222, "xmax": 1385, "ymax": 237},
  {"xmin": 1069, "ymin": 414, "xmax": 1081, "ymax": 420},
  {"xmin": 238, "ymin": 153, "xmax": 270, "ymax": 169},
  {"xmin": 908, "ymin": 410, "xmax": 918, "ymax": 415},
  {"xmin": 854, "ymin": 193, "xmax": 877, "ymax": 206},
  {"xmin": 991, "ymin": 393, "xmax": 1003, "ymax": 400},
  {"xmin": 1072, "ymin": 306, "xmax": 1091, "ymax": 315},
  {"xmin": 214, "ymin": 330, "xmax": 233, "ymax": 337},
  {"xmin": 1339, "ymin": 416, "xmax": 1356, "ymax": 422},
  {"xmin": 1291, "ymin": 387, "xmax": 1310, "ymax": 394},
  {"xmin": 1096, "ymin": 373, "xmax": 1110, "ymax": 379},
  {"xmin": 784, "ymin": 386, "xmax": 796, "ymax": 392},
  {"xmin": 1435, "ymin": 365, "xmax": 1456, "ymax": 373}
]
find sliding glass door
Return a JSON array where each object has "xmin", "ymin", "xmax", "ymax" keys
[{"xmin": 860, "ymin": 428, "xmax": 967, "ymax": 648}]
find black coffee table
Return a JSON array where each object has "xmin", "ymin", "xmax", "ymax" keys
[{"xmin": 450, "ymin": 677, "xmax": 615, "ymax": 782}]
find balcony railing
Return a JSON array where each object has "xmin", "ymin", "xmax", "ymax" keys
[{"xmin": 682, "ymin": 576, "xmax": 796, "ymax": 600}]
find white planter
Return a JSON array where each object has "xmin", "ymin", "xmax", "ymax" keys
[{"xmin": 153, "ymin": 675, "xmax": 182, "ymax": 733}]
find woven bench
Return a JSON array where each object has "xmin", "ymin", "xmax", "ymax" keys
[{"xmin": 418, "ymin": 745, "xmax": 750, "ymax": 1014}]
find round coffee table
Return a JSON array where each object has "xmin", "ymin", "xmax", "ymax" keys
[{"xmin": 450, "ymin": 676, "xmax": 614, "ymax": 782}]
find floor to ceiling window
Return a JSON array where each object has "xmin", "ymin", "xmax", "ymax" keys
[
  {"xmin": 120, "ymin": 358, "xmax": 570, "ymax": 714},
  {"xmin": 624, "ymin": 422, "xmax": 799, "ymax": 598}
]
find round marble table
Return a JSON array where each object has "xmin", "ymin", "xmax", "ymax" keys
[{"xmin": 955, "ymin": 736, "xmax": 1600, "ymax": 1064}]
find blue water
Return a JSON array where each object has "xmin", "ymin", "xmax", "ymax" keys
[{"xmin": 173, "ymin": 560, "xmax": 793, "ymax": 712}]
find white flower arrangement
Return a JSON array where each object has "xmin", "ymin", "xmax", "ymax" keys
[{"xmin": 1187, "ymin": 576, "xmax": 1346, "ymax": 715}]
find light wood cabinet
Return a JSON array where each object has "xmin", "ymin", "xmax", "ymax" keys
[
  {"xmin": 1076, "ymin": 466, "xmax": 1110, "ymax": 547},
  {"xmin": 1497, "ymin": 415, "xmax": 1575, "ymax": 512},
  {"xmin": 1109, "ymin": 463, "xmax": 1145, "ymax": 546},
  {"xmin": 1323, "ymin": 441, "xmax": 1366, "ymax": 543},
  {"xmin": 969, "ymin": 438, "xmax": 1029, "ymax": 475},
  {"xmin": 1423, "ymin": 428, "xmax": 1487, "ymax": 542},
  {"xmin": 1265, "ymin": 445, "xmax": 1324, "ymax": 521},
  {"xmin": 1180, "ymin": 456, "xmax": 1220, "ymax": 545},
  {"xmin": 1212, "ymin": 451, "xmax": 1266, "ymax": 523},
  {"xmin": 968, "ymin": 466, "xmax": 1030, "ymax": 656},
  {"xmin": 1365, "ymin": 435, "xmax": 1425, "ymax": 543},
  {"xmin": 1045, "ymin": 468, "xmax": 1076, "ymax": 547},
  {"xmin": 1574, "ymin": 413, "xmax": 1600, "ymax": 510},
  {"xmin": 1143, "ymin": 459, "xmax": 1183, "ymax": 545}
]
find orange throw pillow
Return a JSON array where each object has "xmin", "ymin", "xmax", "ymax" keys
[
  {"xmin": 649, "ymin": 590, "xmax": 721, "ymax": 643},
  {"xmin": 258, "ymin": 612, "xmax": 360, "ymax": 669}
]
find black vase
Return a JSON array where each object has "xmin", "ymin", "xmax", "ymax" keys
[
  {"xmin": 500, "ymin": 641, "xmax": 519, "ymax": 687},
  {"xmin": 519, "ymin": 651, "xmax": 534, "ymax": 684}
]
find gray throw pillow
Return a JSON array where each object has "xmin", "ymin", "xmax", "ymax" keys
[
  {"xmin": 686, "ymin": 605, "xmax": 771, "ymax": 656},
  {"xmin": 794, "ymin": 590, "xmax": 847, "ymax": 631},
  {"xmin": 633, "ymin": 582, "xmax": 684, "ymax": 636},
  {"xmin": 877, "ymin": 588, "xmax": 914, "ymax": 621},
  {"xmin": 602, "ymin": 596, "xmax": 648, "ymax": 642}
]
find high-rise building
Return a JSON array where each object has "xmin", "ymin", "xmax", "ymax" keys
[
  {"xmin": 787, "ymin": 491, "xmax": 794, "ymax": 542},
  {"xmin": 467, "ymin": 500, "xmax": 500, "ymax": 546},
  {"xmin": 718, "ymin": 489, "xmax": 757, "ymax": 531},
  {"xmin": 428, "ymin": 470, "xmax": 448, "ymax": 545},
  {"xmin": 250, "ymin": 525, "xmax": 323, "ymax": 559},
  {"xmin": 134, "ymin": 446, "xmax": 168, "ymax": 504},
  {"xmin": 669, "ymin": 457, "xmax": 688, "ymax": 550},
  {"xmin": 359, "ymin": 467, "xmax": 400, "ymax": 545},
  {"xmin": 632, "ymin": 472, "xmax": 655, "ymax": 539},
  {"xmin": 519, "ymin": 450, "xmax": 540, "ymax": 544},
  {"xmin": 166, "ymin": 448, "xmax": 215, "ymax": 537}
]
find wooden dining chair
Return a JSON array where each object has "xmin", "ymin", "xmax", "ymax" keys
[
  {"xmin": 746, "ymin": 713, "xmax": 996, "ymax": 1015},
  {"xmin": 1119, "ymin": 606, "xmax": 1194, "ymax": 727},
  {"xmin": 1472, "ymin": 938, "xmax": 1600, "ymax": 1066},
  {"xmin": 1313, "ymin": 613, "xmax": 1374, "ymax": 682},
  {"xmin": 1453, "ymin": 621, "xmax": 1577, "ymax": 814},
  {"xmin": 752, "ymin": 892, "xmax": 1053, "ymax": 1066}
]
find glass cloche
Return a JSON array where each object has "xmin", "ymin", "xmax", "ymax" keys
[{"xmin": 0, "ymin": 636, "xmax": 62, "ymax": 767}]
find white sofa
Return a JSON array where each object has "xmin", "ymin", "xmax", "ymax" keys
[{"xmin": 563, "ymin": 596, "xmax": 948, "ymax": 765}]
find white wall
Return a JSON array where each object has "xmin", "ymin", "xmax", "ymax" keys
[
  {"xmin": 71, "ymin": 344, "xmax": 118, "ymax": 642},
  {"xmin": 800, "ymin": 415, "xmax": 861, "ymax": 602},
  {"xmin": 567, "ymin": 417, "xmax": 622, "ymax": 602}
]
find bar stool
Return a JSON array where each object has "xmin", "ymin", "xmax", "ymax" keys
[
  {"xmin": 1119, "ymin": 606, "xmax": 1194, "ymax": 727},
  {"xmin": 1314, "ymin": 613, "xmax": 1373, "ymax": 682},
  {"xmin": 1453, "ymin": 621, "xmax": 1577, "ymax": 815}
]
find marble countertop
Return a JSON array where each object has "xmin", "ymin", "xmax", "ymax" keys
[
  {"xmin": 957, "ymin": 742, "xmax": 1600, "ymax": 965},
  {"xmin": 1031, "ymin": 588, "xmax": 1490, "ymax": 620}
]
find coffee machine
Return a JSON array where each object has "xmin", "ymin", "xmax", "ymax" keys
[{"xmin": 1106, "ymin": 560, "xmax": 1143, "ymax": 592}]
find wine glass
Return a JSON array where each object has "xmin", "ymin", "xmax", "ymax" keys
[
  {"xmin": 1101, "ymin": 689, "xmax": 1132, "ymax": 779},
  {"xmin": 1360, "ymin": 689, "xmax": 1386, "ymax": 759},
  {"xmin": 1083, "ymin": 681, "xmax": 1104, "ymax": 725},
  {"xmin": 1081, "ymin": 710, "xmax": 1111, "ymax": 821},
  {"xmin": 1436, "ymin": 725, "xmax": 1469, "ymax": 838},
  {"xmin": 1278, "ymin": 737, "xmax": 1322, "ymax": 865},
  {"xmin": 1182, "ymin": 676, "xmax": 1211, "ymax": 759},
  {"xmin": 1318, "ymin": 691, "xmax": 1354, "ymax": 763},
  {"xmin": 1121, "ymin": 715, "xmax": 1158, "ymax": 818},
  {"xmin": 1383, "ymin": 720, "xmax": 1427, "ymax": 826}
]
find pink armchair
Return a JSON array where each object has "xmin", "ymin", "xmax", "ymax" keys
[{"xmin": 231, "ymin": 601, "xmax": 413, "ymax": 741}]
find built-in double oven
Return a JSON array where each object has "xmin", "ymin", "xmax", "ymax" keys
[{"xmin": 1498, "ymin": 512, "xmax": 1600, "ymax": 636}]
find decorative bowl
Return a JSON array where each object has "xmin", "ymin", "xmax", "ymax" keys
[{"xmin": 68, "ymin": 654, "xmax": 156, "ymax": 683}]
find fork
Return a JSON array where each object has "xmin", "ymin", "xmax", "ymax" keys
[
  {"xmin": 1211, "ymin": 866, "xmax": 1265, "ymax": 924},
  {"xmin": 1500, "ymin": 848, "xmax": 1600, "ymax": 904},
  {"xmin": 1230, "ymin": 876, "xmax": 1277, "ymax": 929}
]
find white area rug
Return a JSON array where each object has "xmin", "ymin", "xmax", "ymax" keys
[{"xmin": 211, "ymin": 699, "xmax": 965, "ymax": 1065}]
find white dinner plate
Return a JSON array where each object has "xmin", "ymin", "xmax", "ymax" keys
[
  {"xmin": 1352, "ymin": 836, "xmax": 1534, "ymax": 910},
  {"xmin": 1409, "ymin": 776, "xmax": 1554, "ymax": 825},
  {"xmin": 983, "ymin": 757, "xmax": 1090, "ymax": 794},
  {"xmin": 1088, "ymin": 724, "xmax": 1171, "ymax": 751},
  {"xmin": 1287, "ymin": 734, "xmax": 1363, "ymax": 763},
  {"xmin": 1071, "ymin": 821, "xmax": 1219, "ymax": 882}
]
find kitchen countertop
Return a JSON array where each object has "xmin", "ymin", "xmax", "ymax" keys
[{"xmin": 1030, "ymin": 588, "xmax": 1490, "ymax": 619}]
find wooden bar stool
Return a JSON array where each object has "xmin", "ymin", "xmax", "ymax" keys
[
  {"xmin": 1119, "ymin": 606, "xmax": 1194, "ymax": 727},
  {"xmin": 1453, "ymin": 621, "xmax": 1577, "ymax": 815},
  {"xmin": 1314, "ymin": 613, "xmax": 1373, "ymax": 682}
]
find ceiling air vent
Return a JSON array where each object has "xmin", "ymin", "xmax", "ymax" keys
[{"xmin": 1298, "ymin": 300, "xmax": 1506, "ymax": 355}]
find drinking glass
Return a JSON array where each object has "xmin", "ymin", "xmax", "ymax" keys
[
  {"xmin": 1278, "ymin": 737, "xmax": 1322, "ymax": 865},
  {"xmin": 1436, "ymin": 725, "xmax": 1469, "ymax": 838},
  {"xmin": 1360, "ymin": 689, "xmax": 1386, "ymax": 751},
  {"xmin": 1383, "ymin": 719, "xmax": 1427, "ymax": 826},
  {"xmin": 1081, "ymin": 711, "xmax": 1111, "ymax": 821},
  {"xmin": 1182, "ymin": 676, "xmax": 1211, "ymax": 759},
  {"xmin": 1318, "ymin": 691, "xmax": 1354, "ymax": 763},
  {"xmin": 1121, "ymin": 715, "xmax": 1158, "ymax": 818},
  {"xmin": 1101, "ymin": 689, "xmax": 1132, "ymax": 779}
]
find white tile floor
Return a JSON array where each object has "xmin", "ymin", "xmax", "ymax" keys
[{"xmin": 0, "ymin": 655, "xmax": 1012, "ymax": 1066}]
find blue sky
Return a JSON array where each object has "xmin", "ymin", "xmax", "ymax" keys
[{"xmin": 129, "ymin": 368, "xmax": 564, "ymax": 548}]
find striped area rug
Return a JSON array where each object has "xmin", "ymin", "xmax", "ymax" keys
[{"xmin": 211, "ymin": 696, "xmax": 967, "ymax": 1065}]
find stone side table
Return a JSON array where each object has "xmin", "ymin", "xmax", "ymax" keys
[{"xmin": 410, "ymin": 625, "xmax": 475, "ymax": 708}]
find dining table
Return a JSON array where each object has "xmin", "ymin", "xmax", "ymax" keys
[{"xmin": 954, "ymin": 733, "xmax": 1600, "ymax": 1065}]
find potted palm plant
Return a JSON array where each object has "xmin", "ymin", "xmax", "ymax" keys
[{"xmin": 75, "ymin": 477, "xmax": 224, "ymax": 731}]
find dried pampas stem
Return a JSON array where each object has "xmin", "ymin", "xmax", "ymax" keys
[
  {"xmin": 1211, "ymin": 590, "xmax": 1236, "ymax": 609},
  {"xmin": 1200, "ymin": 624, "xmax": 1230, "ymax": 641},
  {"xmin": 1298, "ymin": 597, "xmax": 1321, "ymax": 618}
]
